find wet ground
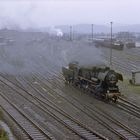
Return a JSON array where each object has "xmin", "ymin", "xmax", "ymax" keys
[{"xmin": 0, "ymin": 29, "xmax": 140, "ymax": 140}]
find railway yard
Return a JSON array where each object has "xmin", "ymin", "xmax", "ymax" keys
[{"xmin": 0, "ymin": 30, "xmax": 140, "ymax": 140}]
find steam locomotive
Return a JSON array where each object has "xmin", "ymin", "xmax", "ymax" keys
[{"xmin": 62, "ymin": 62, "xmax": 123, "ymax": 102}]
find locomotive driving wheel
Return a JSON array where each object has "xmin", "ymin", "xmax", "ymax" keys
[{"xmin": 112, "ymin": 96, "xmax": 118, "ymax": 103}]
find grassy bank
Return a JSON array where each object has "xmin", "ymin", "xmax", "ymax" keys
[
  {"xmin": 119, "ymin": 77, "xmax": 140, "ymax": 97},
  {"xmin": 0, "ymin": 109, "xmax": 9, "ymax": 140},
  {"xmin": 0, "ymin": 128, "xmax": 9, "ymax": 140}
]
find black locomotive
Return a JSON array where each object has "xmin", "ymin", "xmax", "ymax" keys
[{"xmin": 62, "ymin": 62, "xmax": 123, "ymax": 102}]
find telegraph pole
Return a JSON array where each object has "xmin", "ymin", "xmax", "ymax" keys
[
  {"xmin": 70, "ymin": 26, "xmax": 72, "ymax": 41},
  {"xmin": 91, "ymin": 24, "xmax": 94, "ymax": 42},
  {"xmin": 110, "ymin": 22, "xmax": 113, "ymax": 67}
]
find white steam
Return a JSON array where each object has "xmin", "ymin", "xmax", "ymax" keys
[
  {"xmin": 0, "ymin": 30, "xmax": 105, "ymax": 75},
  {"xmin": 61, "ymin": 43, "xmax": 106, "ymax": 67},
  {"xmin": 49, "ymin": 27, "xmax": 63, "ymax": 37}
]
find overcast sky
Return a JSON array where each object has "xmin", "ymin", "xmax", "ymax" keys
[{"xmin": 0, "ymin": 0, "xmax": 140, "ymax": 29}]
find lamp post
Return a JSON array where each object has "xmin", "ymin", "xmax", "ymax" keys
[{"xmin": 110, "ymin": 22, "xmax": 113, "ymax": 67}]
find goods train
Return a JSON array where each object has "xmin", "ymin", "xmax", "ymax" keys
[
  {"xmin": 62, "ymin": 62, "xmax": 123, "ymax": 102},
  {"xmin": 125, "ymin": 41, "xmax": 136, "ymax": 48},
  {"xmin": 94, "ymin": 38, "xmax": 124, "ymax": 50}
]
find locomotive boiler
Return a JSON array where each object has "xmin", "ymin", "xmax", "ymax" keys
[{"xmin": 62, "ymin": 62, "xmax": 123, "ymax": 102}]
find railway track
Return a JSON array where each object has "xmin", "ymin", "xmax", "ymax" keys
[
  {"xmin": 102, "ymin": 54, "xmax": 136, "ymax": 75},
  {"xmin": 100, "ymin": 48, "xmax": 140, "ymax": 119},
  {"xmin": 23, "ymin": 72, "xmax": 140, "ymax": 140},
  {"xmin": 0, "ymin": 93, "xmax": 54, "ymax": 140},
  {"xmin": 117, "ymin": 97, "xmax": 140, "ymax": 119},
  {"xmin": 17, "ymin": 75, "xmax": 108, "ymax": 140},
  {"xmin": 0, "ymin": 74, "xmax": 108, "ymax": 140},
  {"xmin": 102, "ymin": 48, "xmax": 140, "ymax": 72},
  {"xmin": 86, "ymin": 104, "xmax": 140, "ymax": 140},
  {"xmin": 1, "ymin": 67, "xmax": 140, "ymax": 140},
  {"xmin": 0, "ymin": 75, "xmax": 82, "ymax": 140},
  {"xmin": 37, "ymin": 70, "xmax": 140, "ymax": 120}
]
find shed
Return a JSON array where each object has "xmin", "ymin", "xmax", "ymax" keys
[{"xmin": 130, "ymin": 70, "xmax": 140, "ymax": 85}]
